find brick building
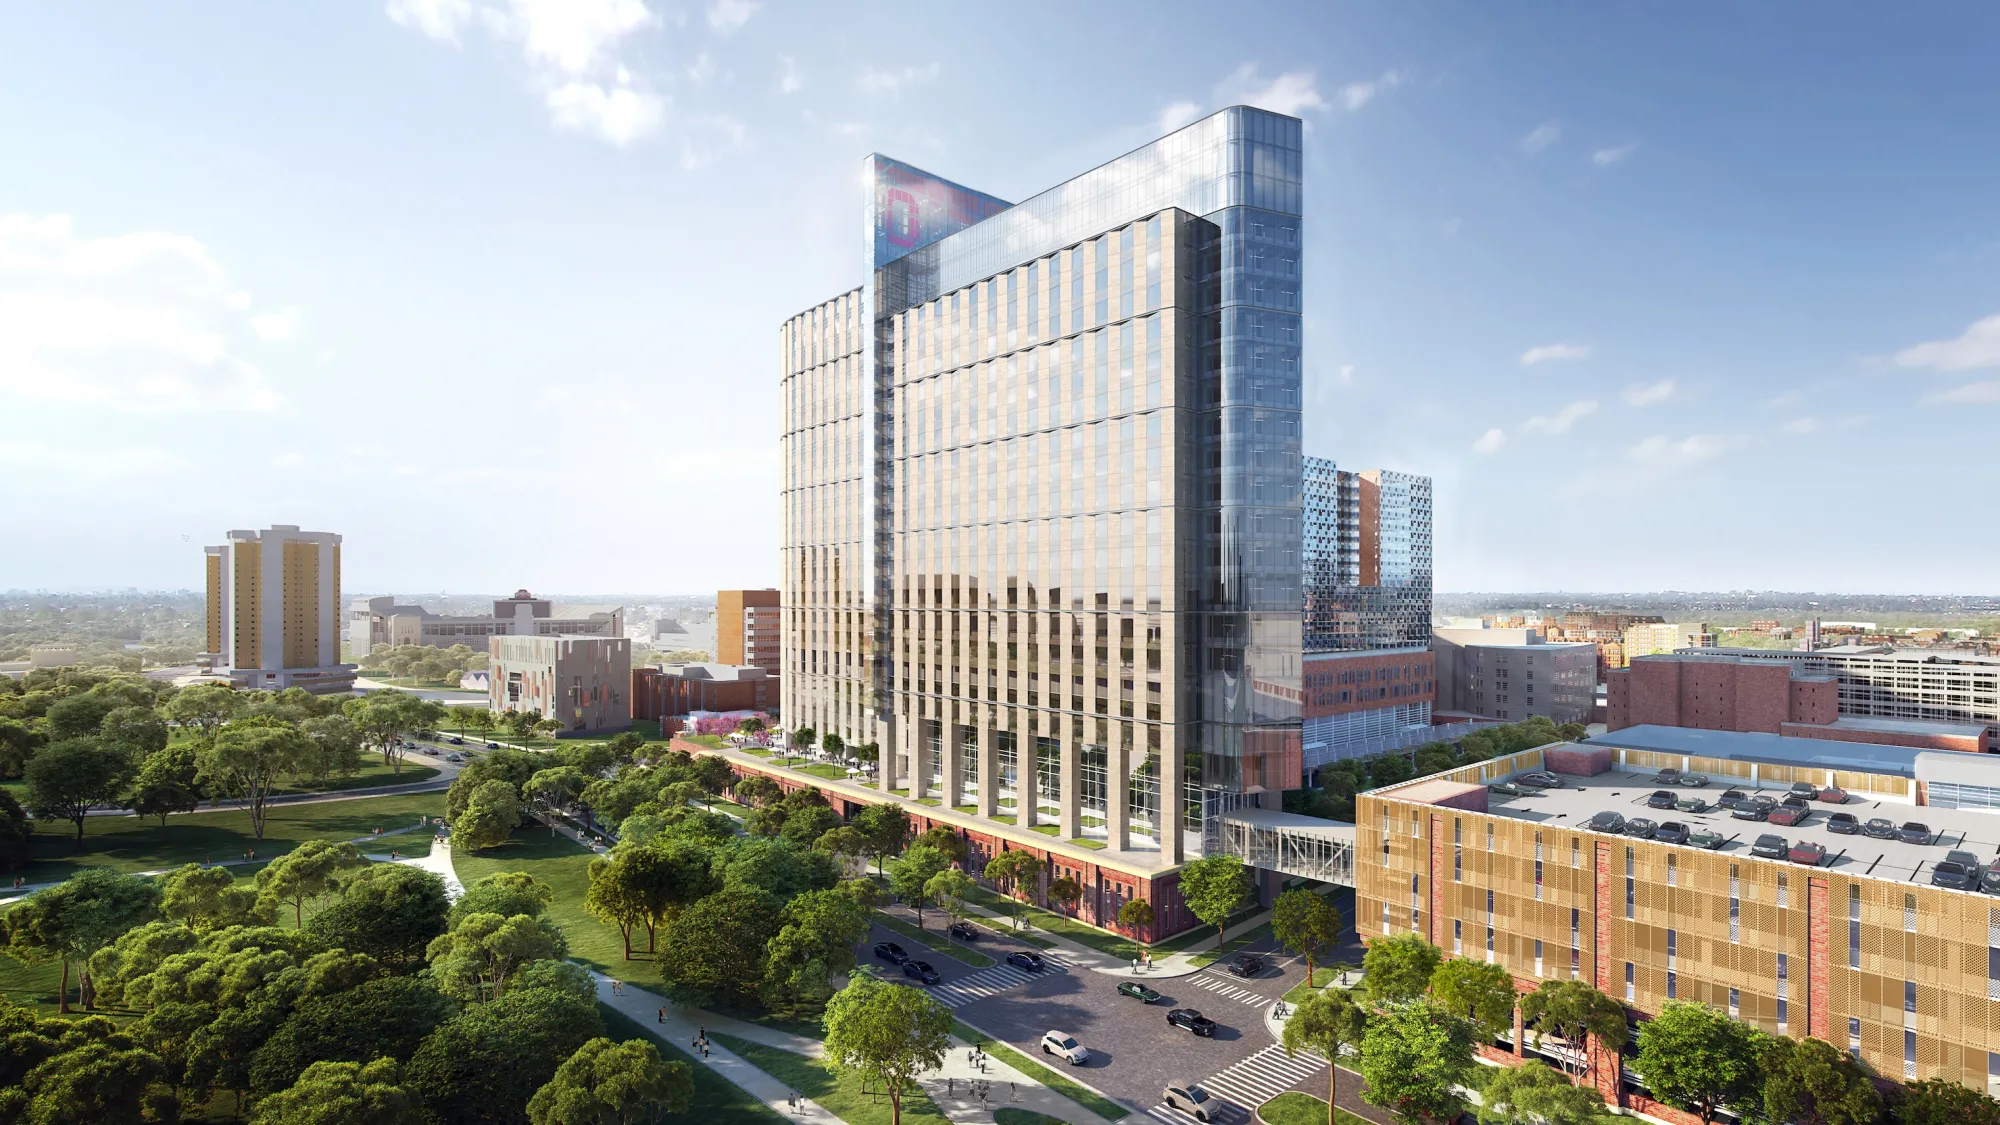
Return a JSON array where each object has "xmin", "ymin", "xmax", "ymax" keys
[
  {"xmin": 631, "ymin": 662, "xmax": 778, "ymax": 723},
  {"xmin": 1302, "ymin": 648, "xmax": 1437, "ymax": 766}
]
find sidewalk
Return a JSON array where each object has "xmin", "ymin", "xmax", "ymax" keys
[
  {"xmin": 922, "ymin": 1037, "xmax": 1098, "ymax": 1125},
  {"xmin": 957, "ymin": 897, "xmax": 1278, "ymax": 980}
]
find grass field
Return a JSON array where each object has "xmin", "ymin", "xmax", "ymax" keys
[
  {"xmin": 710, "ymin": 1032, "xmax": 953, "ymax": 1125},
  {"xmin": 950, "ymin": 1019, "xmax": 1125, "ymax": 1122},
  {"xmin": 1261, "ymin": 1091, "xmax": 1375, "ymax": 1125},
  {"xmin": 18, "ymin": 791, "xmax": 446, "ymax": 883},
  {"xmin": 993, "ymin": 1111, "xmax": 1068, "ymax": 1125},
  {"xmin": 964, "ymin": 886, "xmax": 1138, "ymax": 959},
  {"xmin": 271, "ymin": 758, "xmax": 440, "ymax": 795},
  {"xmin": 598, "ymin": 1004, "xmax": 789, "ymax": 1124},
  {"xmin": 449, "ymin": 825, "xmax": 641, "ymax": 980},
  {"xmin": 1281, "ymin": 967, "xmax": 1352, "ymax": 1006}
]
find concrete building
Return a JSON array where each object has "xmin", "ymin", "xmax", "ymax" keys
[
  {"xmin": 1607, "ymin": 652, "xmax": 1995, "ymax": 753},
  {"xmin": 488, "ymin": 634, "xmax": 631, "ymax": 735},
  {"xmin": 1689, "ymin": 645, "xmax": 2000, "ymax": 736},
  {"xmin": 779, "ymin": 107, "xmax": 1308, "ymax": 930},
  {"xmin": 717, "ymin": 589, "xmax": 781, "ymax": 673},
  {"xmin": 202, "ymin": 524, "xmax": 354, "ymax": 693},
  {"xmin": 1623, "ymin": 621, "xmax": 1715, "ymax": 662},
  {"xmin": 1433, "ymin": 627, "xmax": 1596, "ymax": 725},
  {"xmin": 1357, "ymin": 735, "xmax": 2000, "ymax": 1104},
  {"xmin": 632, "ymin": 662, "xmax": 778, "ymax": 722},
  {"xmin": 347, "ymin": 590, "xmax": 622, "ymax": 659}
]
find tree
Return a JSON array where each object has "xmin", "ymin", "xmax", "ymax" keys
[
  {"xmin": 24, "ymin": 738, "xmax": 131, "ymax": 847},
  {"xmin": 1429, "ymin": 957, "xmax": 1519, "ymax": 1043},
  {"xmin": 304, "ymin": 864, "xmax": 449, "ymax": 972},
  {"xmin": 161, "ymin": 684, "xmax": 241, "ymax": 746},
  {"xmin": 1478, "ymin": 1060, "xmax": 1609, "ymax": 1125},
  {"xmin": 524, "ymin": 767, "xmax": 587, "ymax": 834},
  {"xmin": 249, "ymin": 1058, "xmax": 420, "ymax": 1125},
  {"xmin": 0, "ymin": 786, "xmax": 34, "ymax": 871},
  {"xmin": 528, "ymin": 1037, "xmax": 692, "ymax": 1125},
  {"xmin": 622, "ymin": 839, "xmax": 723, "ymax": 953},
  {"xmin": 0, "ymin": 715, "xmax": 44, "ymax": 779},
  {"xmin": 1629, "ymin": 1000, "xmax": 1760, "ymax": 1125},
  {"xmin": 850, "ymin": 803, "xmax": 911, "ymax": 875},
  {"xmin": 255, "ymin": 841, "xmax": 364, "ymax": 928},
  {"xmin": 1283, "ymin": 985, "xmax": 1369, "ymax": 1125},
  {"xmin": 1759, "ymin": 1033, "xmax": 1884, "ymax": 1125},
  {"xmin": 404, "ymin": 985, "xmax": 603, "ymax": 1125},
  {"xmin": 8, "ymin": 1035, "xmax": 172, "ymax": 1125},
  {"xmin": 1360, "ymin": 1001, "xmax": 1475, "ymax": 1125},
  {"xmin": 761, "ymin": 887, "xmax": 873, "ymax": 1017},
  {"xmin": 889, "ymin": 844, "xmax": 949, "ymax": 928},
  {"xmin": 1045, "ymin": 875, "xmax": 1082, "ymax": 925},
  {"xmin": 791, "ymin": 727, "xmax": 816, "ymax": 759},
  {"xmin": 813, "ymin": 825, "xmax": 869, "ymax": 875},
  {"xmin": 450, "ymin": 871, "xmax": 556, "ymax": 927},
  {"xmin": 736, "ymin": 716, "xmax": 767, "ymax": 736},
  {"xmin": 1272, "ymin": 889, "xmax": 1344, "ymax": 988},
  {"xmin": 1518, "ymin": 980, "xmax": 1630, "ymax": 1087},
  {"xmin": 1116, "ymin": 897, "xmax": 1155, "ymax": 937},
  {"xmin": 197, "ymin": 721, "xmax": 308, "ymax": 839},
  {"xmin": 583, "ymin": 854, "xmax": 648, "ymax": 961},
  {"xmin": 249, "ymin": 977, "xmax": 453, "ymax": 1096},
  {"xmin": 188, "ymin": 1000, "xmax": 288, "ymax": 1109},
  {"xmin": 294, "ymin": 715, "xmax": 364, "ymax": 789},
  {"xmin": 823, "ymin": 977, "xmax": 953, "ymax": 1125},
  {"xmin": 732, "ymin": 774, "xmax": 781, "ymax": 807},
  {"xmin": 44, "ymin": 694, "xmax": 120, "ymax": 741},
  {"xmin": 656, "ymin": 887, "xmax": 781, "ymax": 1009},
  {"xmin": 343, "ymin": 692, "xmax": 445, "ymax": 775},
  {"xmin": 158, "ymin": 863, "xmax": 276, "ymax": 932},
  {"xmin": 821, "ymin": 732, "xmax": 846, "ymax": 763},
  {"xmin": 98, "ymin": 705, "xmax": 169, "ymax": 757},
  {"xmin": 2, "ymin": 868, "xmax": 161, "ymax": 1011},
  {"xmin": 1895, "ymin": 1078, "xmax": 2000, "ymax": 1125},
  {"xmin": 913, "ymin": 824, "xmax": 969, "ymax": 867},
  {"xmin": 456, "ymin": 779, "xmax": 523, "ymax": 851},
  {"xmin": 1364, "ymin": 932, "xmax": 1444, "ymax": 1005},
  {"xmin": 982, "ymin": 850, "xmax": 1046, "ymax": 929},
  {"xmin": 926, "ymin": 868, "xmax": 976, "ymax": 927},
  {"xmin": 778, "ymin": 803, "xmax": 843, "ymax": 849},
  {"xmin": 1177, "ymin": 854, "xmax": 1252, "ymax": 955},
  {"xmin": 129, "ymin": 745, "xmax": 203, "ymax": 835},
  {"xmin": 426, "ymin": 911, "xmax": 567, "ymax": 1003}
]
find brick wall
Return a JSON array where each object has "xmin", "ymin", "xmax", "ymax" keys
[
  {"xmin": 1789, "ymin": 678, "xmax": 1838, "ymax": 724},
  {"xmin": 1780, "ymin": 721, "xmax": 1983, "ymax": 753},
  {"xmin": 1545, "ymin": 745, "xmax": 1613, "ymax": 776},
  {"xmin": 1808, "ymin": 876, "xmax": 1830, "ymax": 1040}
]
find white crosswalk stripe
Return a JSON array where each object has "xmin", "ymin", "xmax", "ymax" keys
[
  {"xmin": 924, "ymin": 954, "xmax": 1069, "ymax": 1009},
  {"xmin": 1146, "ymin": 1098, "xmax": 1249, "ymax": 1125},
  {"xmin": 1189, "ymin": 975, "xmax": 1273, "ymax": 1006},
  {"xmin": 1148, "ymin": 1043, "xmax": 1327, "ymax": 1123}
]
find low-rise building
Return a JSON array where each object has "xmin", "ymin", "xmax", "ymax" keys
[
  {"xmin": 1433, "ymin": 627, "xmax": 1596, "ymax": 725},
  {"xmin": 489, "ymin": 634, "xmax": 631, "ymax": 735},
  {"xmin": 1623, "ymin": 621, "xmax": 1716, "ymax": 662},
  {"xmin": 348, "ymin": 590, "xmax": 621, "ymax": 659},
  {"xmin": 1302, "ymin": 648, "xmax": 1438, "ymax": 766},
  {"xmin": 631, "ymin": 662, "xmax": 778, "ymax": 722}
]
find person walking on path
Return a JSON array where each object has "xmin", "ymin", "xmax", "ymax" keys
[{"xmin": 656, "ymin": 1007, "xmax": 665, "ymax": 1024}]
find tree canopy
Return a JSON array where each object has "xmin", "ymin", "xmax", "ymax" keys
[{"xmin": 823, "ymin": 978, "xmax": 953, "ymax": 1125}]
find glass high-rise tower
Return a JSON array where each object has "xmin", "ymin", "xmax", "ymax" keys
[{"xmin": 780, "ymin": 107, "xmax": 1303, "ymax": 879}]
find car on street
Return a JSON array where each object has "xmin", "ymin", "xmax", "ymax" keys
[
  {"xmin": 873, "ymin": 942, "xmax": 909, "ymax": 966},
  {"xmin": 1863, "ymin": 818, "xmax": 1898, "ymax": 840},
  {"xmin": 1227, "ymin": 953, "xmax": 1266, "ymax": 977},
  {"xmin": 1041, "ymin": 1031, "xmax": 1090, "ymax": 1065},
  {"xmin": 485, "ymin": 741, "xmax": 500, "ymax": 749},
  {"xmin": 421, "ymin": 746, "xmax": 438, "ymax": 756},
  {"xmin": 1768, "ymin": 801, "xmax": 1810, "ymax": 828},
  {"xmin": 1625, "ymin": 818, "xmax": 1658, "ymax": 839},
  {"xmin": 1646, "ymin": 790, "xmax": 1678, "ymax": 810},
  {"xmin": 445, "ymin": 753, "xmax": 464, "ymax": 763},
  {"xmin": 1586, "ymin": 811, "xmax": 1626, "ymax": 833},
  {"xmin": 1688, "ymin": 827, "xmax": 1727, "ymax": 850},
  {"xmin": 1654, "ymin": 822, "xmax": 1690, "ymax": 845},
  {"xmin": 1790, "ymin": 782, "xmax": 1821, "ymax": 799},
  {"xmin": 449, "ymin": 737, "xmax": 465, "ymax": 745},
  {"xmin": 1818, "ymin": 786, "xmax": 1848, "ymax": 804},
  {"xmin": 903, "ymin": 960, "xmax": 940, "ymax": 985},
  {"xmin": 1007, "ymin": 951, "xmax": 1046, "ymax": 972},
  {"xmin": 1898, "ymin": 822, "xmax": 1934, "ymax": 845},
  {"xmin": 1118, "ymin": 982, "xmax": 1163, "ymax": 1003},
  {"xmin": 947, "ymin": 921, "xmax": 979, "ymax": 942},
  {"xmin": 1488, "ymin": 782, "xmax": 1531, "ymax": 798},
  {"xmin": 1163, "ymin": 1084, "xmax": 1218, "ymax": 1123},
  {"xmin": 1166, "ymin": 1009, "xmax": 1217, "ymax": 1037},
  {"xmin": 1790, "ymin": 841, "xmax": 1827, "ymax": 866},
  {"xmin": 1730, "ymin": 802, "xmax": 1770, "ymax": 822},
  {"xmin": 1932, "ymin": 858, "xmax": 1978, "ymax": 890},
  {"xmin": 1674, "ymin": 795, "xmax": 1710, "ymax": 814},
  {"xmin": 1827, "ymin": 812, "xmax": 1860, "ymax": 834},
  {"xmin": 1517, "ymin": 772, "xmax": 1564, "ymax": 789},
  {"xmin": 1751, "ymin": 834, "xmax": 1789, "ymax": 859}
]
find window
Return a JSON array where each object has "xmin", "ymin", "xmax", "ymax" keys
[
  {"xmin": 1454, "ymin": 919, "xmax": 1463, "ymax": 954},
  {"xmin": 1410, "ymin": 873, "xmax": 1421, "ymax": 929},
  {"xmin": 1534, "ymin": 939, "xmax": 1544, "ymax": 977},
  {"xmin": 1777, "ymin": 873, "xmax": 1789, "ymax": 909},
  {"xmin": 1905, "ymin": 1029, "xmax": 1917, "ymax": 1078},
  {"xmin": 1730, "ymin": 866, "xmax": 1741, "ymax": 941},
  {"xmin": 1778, "ymin": 953, "xmax": 1791, "ymax": 1033},
  {"xmin": 1904, "ymin": 893, "xmax": 1917, "ymax": 933},
  {"xmin": 1849, "ymin": 1018, "xmax": 1862, "ymax": 1059},
  {"xmin": 1729, "ymin": 987, "xmax": 1740, "ymax": 1016},
  {"xmin": 1667, "ymin": 855, "xmax": 1677, "ymax": 886},
  {"xmin": 1849, "ymin": 884, "xmax": 1862, "ymax": 968},
  {"xmin": 1625, "ymin": 962, "xmax": 1635, "ymax": 1002}
]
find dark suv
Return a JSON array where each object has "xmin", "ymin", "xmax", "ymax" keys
[
  {"xmin": 1898, "ymin": 823, "xmax": 1934, "ymax": 845},
  {"xmin": 872, "ymin": 941, "xmax": 909, "ymax": 965},
  {"xmin": 1653, "ymin": 822, "xmax": 1690, "ymax": 845}
]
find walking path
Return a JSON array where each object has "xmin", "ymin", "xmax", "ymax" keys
[{"xmin": 957, "ymin": 897, "xmax": 1277, "ymax": 980}]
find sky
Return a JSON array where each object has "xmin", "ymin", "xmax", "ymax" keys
[{"xmin": 3, "ymin": 2, "xmax": 1999, "ymax": 596}]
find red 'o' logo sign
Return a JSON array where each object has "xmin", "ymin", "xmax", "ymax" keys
[{"xmin": 884, "ymin": 188, "xmax": 919, "ymax": 247}]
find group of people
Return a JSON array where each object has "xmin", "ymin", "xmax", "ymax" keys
[{"xmin": 946, "ymin": 1075, "xmax": 1013, "ymax": 1103}]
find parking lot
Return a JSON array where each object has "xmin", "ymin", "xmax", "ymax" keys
[{"xmin": 1487, "ymin": 768, "xmax": 2000, "ymax": 888}]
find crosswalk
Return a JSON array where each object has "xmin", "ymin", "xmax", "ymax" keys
[
  {"xmin": 1147, "ymin": 1044, "xmax": 1328, "ymax": 1125},
  {"xmin": 1187, "ymin": 972, "xmax": 1277, "ymax": 1008},
  {"xmin": 928, "ymin": 953, "xmax": 1071, "ymax": 1009}
]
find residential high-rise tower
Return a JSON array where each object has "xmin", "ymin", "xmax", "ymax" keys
[{"xmin": 202, "ymin": 524, "xmax": 354, "ymax": 693}]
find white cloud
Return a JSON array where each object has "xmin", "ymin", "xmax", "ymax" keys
[
  {"xmin": 1472, "ymin": 428, "xmax": 1507, "ymax": 454},
  {"xmin": 705, "ymin": 0, "xmax": 757, "ymax": 33},
  {"xmin": 1520, "ymin": 399, "xmax": 1599, "ymax": 436},
  {"xmin": 1220, "ymin": 65, "xmax": 1328, "ymax": 116},
  {"xmin": 0, "ymin": 439, "xmax": 189, "ymax": 480},
  {"xmin": 1335, "ymin": 69, "xmax": 1403, "ymax": 112},
  {"xmin": 1627, "ymin": 432, "xmax": 1745, "ymax": 470},
  {"xmin": 1622, "ymin": 378, "xmax": 1674, "ymax": 406},
  {"xmin": 0, "ymin": 213, "xmax": 286, "ymax": 413},
  {"xmin": 777, "ymin": 54, "xmax": 801, "ymax": 94},
  {"xmin": 385, "ymin": 0, "xmax": 474, "ymax": 42},
  {"xmin": 1920, "ymin": 379, "xmax": 2000, "ymax": 405},
  {"xmin": 486, "ymin": 0, "xmax": 657, "ymax": 76},
  {"xmin": 250, "ymin": 305, "xmax": 302, "ymax": 343},
  {"xmin": 1157, "ymin": 101, "xmax": 1203, "ymax": 134},
  {"xmin": 685, "ymin": 50, "xmax": 717, "ymax": 85},
  {"xmin": 1894, "ymin": 313, "xmax": 2000, "ymax": 372},
  {"xmin": 1519, "ymin": 121, "xmax": 1561, "ymax": 155},
  {"xmin": 545, "ymin": 78, "xmax": 665, "ymax": 145},
  {"xmin": 1519, "ymin": 342, "xmax": 1592, "ymax": 366},
  {"xmin": 1336, "ymin": 364, "xmax": 1356, "ymax": 385},
  {"xmin": 678, "ymin": 113, "xmax": 748, "ymax": 170},
  {"xmin": 1592, "ymin": 142, "xmax": 1638, "ymax": 166},
  {"xmin": 857, "ymin": 62, "xmax": 940, "ymax": 93}
]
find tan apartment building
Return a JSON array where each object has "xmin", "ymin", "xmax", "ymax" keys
[
  {"xmin": 202, "ymin": 524, "xmax": 354, "ymax": 693},
  {"xmin": 717, "ymin": 589, "xmax": 781, "ymax": 673}
]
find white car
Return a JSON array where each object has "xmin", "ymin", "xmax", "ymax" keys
[
  {"xmin": 1040, "ymin": 1030, "xmax": 1089, "ymax": 1066},
  {"xmin": 1164, "ymin": 1083, "xmax": 1217, "ymax": 1122}
]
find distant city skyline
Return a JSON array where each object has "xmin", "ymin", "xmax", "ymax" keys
[{"xmin": 5, "ymin": 3, "xmax": 2000, "ymax": 594}]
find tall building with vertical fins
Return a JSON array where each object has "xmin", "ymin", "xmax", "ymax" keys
[
  {"xmin": 774, "ymin": 107, "xmax": 1305, "ymax": 932},
  {"xmin": 201, "ymin": 524, "xmax": 355, "ymax": 693}
]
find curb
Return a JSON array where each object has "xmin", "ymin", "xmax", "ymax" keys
[{"xmin": 953, "ymin": 1012, "xmax": 1150, "ymax": 1125}]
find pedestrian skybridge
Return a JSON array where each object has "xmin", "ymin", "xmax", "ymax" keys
[{"xmin": 1212, "ymin": 807, "xmax": 1356, "ymax": 885}]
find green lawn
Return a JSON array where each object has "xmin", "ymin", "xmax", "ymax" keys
[
  {"xmin": 598, "ymin": 1004, "xmax": 788, "ymax": 1124},
  {"xmin": 1191, "ymin": 922, "xmax": 1273, "ymax": 967},
  {"xmin": 964, "ymin": 886, "xmax": 1137, "ymax": 959},
  {"xmin": 994, "ymin": 1111, "xmax": 1068, "ymax": 1125},
  {"xmin": 791, "ymin": 763, "xmax": 848, "ymax": 782},
  {"xmin": 1261, "ymin": 1091, "xmax": 1374, "ymax": 1125},
  {"xmin": 1150, "ymin": 902, "xmax": 1266, "ymax": 956},
  {"xmin": 449, "ymin": 825, "xmax": 638, "ymax": 979},
  {"xmin": 710, "ymin": 1032, "xmax": 952, "ymax": 1125},
  {"xmin": 1281, "ymin": 967, "xmax": 1351, "ymax": 1006},
  {"xmin": 272, "ymin": 759, "xmax": 440, "ymax": 795},
  {"xmin": 950, "ymin": 1019, "xmax": 1125, "ymax": 1123},
  {"xmin": 19, "ymin": 792, "xmax": 445, "ymax": 884},
  {"xmin": 872, "ymin": 912, "xmax": 995, "ymax": 968},
  {"xmin": 680, "ymin": 734, "xmax": 728, "ymax": 750}
]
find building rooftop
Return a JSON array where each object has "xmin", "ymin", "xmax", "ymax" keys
[
  {"xmin": 1823, "ymin": 714, "xmax": 1990, "ymax": 740},
  {"xmin": 1588, "ymin": 725, "xmax": 1928, "ymax": 777},
  {"xmin": 1481, "ymin": 765, "xmax": 2000, "ymax": 891}
]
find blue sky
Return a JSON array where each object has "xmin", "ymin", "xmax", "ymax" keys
[{"xmin": 3, "ymin": 2, "xmax": 1997, "ymax": 595}]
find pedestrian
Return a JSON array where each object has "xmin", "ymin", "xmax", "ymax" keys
[
  {"xmin": 947, "ymin": 1078, "xmax": 954, "ymax": 1096},
  {"xmin": 1131, "ymin": 956, "xmax": 1139, "ymax": 974},
  {"xmin": 1011, "ymin": 1082, "xmax": 1017, "ymax": 1100},
  {"xmin": 699, "ymin": 1025, "xmax": 706, "ymax": 1041},
  {"xmin": 657, "ymin": 1007, "xmax": 665, "ymax": 1024}
]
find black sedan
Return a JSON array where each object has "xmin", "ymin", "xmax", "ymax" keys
[
  {"xmin": 1750, "ymin": 834, "xmax": 1789, "ymax": 859},
  {"xmin": 1586, "ymin": 811, "xmax": 1627, "ymax": 833},
  {"xmin": 903, "ymin": 959, "xmax": 941, "ymax": 985},
  {"xmin": 1899, "ymin": 823, "xmax": 1933, "ymax": 845},
  {"xmin": 1646, "ymin": 790, "xmax": 1678, "ymax": 810},
  {"xmin": 1862, "ymin": 818, "xmax": 1898, "ymax": 840},
  {"xmin": 1827, "ymin": 812, "xmax": 1861, "ymax": 835},
  {"xmin": 1167, "ymin": 1008, "xmax": 1217, "ymax": 1037},
  {"xmin": 1624, "ymin": 818, "xmax": 1658, "ymax": 839},
  {"xmin": 1718, "ymin": 788, "xmax": 1750, "ymax": 809},
  {"xmin": 1007, "ymin": 951, "xmax": 1046, "ymax": 972},
  {"xmin": 1931, "ymin": 861, "xmax": 1977, "ymax": 890},
  {"xmin": 1729, "ymin": 802, "xmax": 1770, "ymax": 822},
  {"xmin": 1654, "ymin": 822, "xmax": 1690, "ymax": 845},
  {"xmin": 873, "ymin": 941, "xmax": 910, "ymax": 965},
  {"xmin": 1227, "ymin": 953, "xmax": 1266, "ymax": 977},
  {"xmin": 947, "ymin": 921, "xmax": 979, "ymax": 942}
]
